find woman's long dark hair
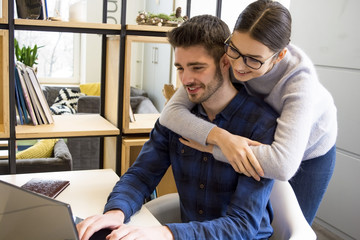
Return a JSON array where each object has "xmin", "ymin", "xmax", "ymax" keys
[{"xmin": 234, "ymin": 0, "xmax": 292, "ymax": 52}]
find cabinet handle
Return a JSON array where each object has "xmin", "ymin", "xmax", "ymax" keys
[{"xmin": 152, "ymin": 47, "xmax": 159, "ymax": 64}]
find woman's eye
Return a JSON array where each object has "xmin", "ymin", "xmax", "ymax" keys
[{"xmin": 247, "ymin": 57, "xmax": 261, "ymax": 64}]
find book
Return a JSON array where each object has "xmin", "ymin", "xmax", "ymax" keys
[
  {"xmin": 14, "ymin": 69, "xmax": 24, "ymax": 125},
  {"xmin": 26, "ymin": 66, "xmax": 54, "ymax": 124},
  {"xmin": 21, "ymin": 178, "xmax": 70, "ymax": 199},
  {"xmin": 16, "ymin": 63, "xmax": 38, "ymax": 125},
  {"xmin": 129, "ymin": 103, "xmax": 136, "ymax": 122},
  {"xmin": 14, "ymin": 65, "xmax": 30, "ymax": 124},
  {"xmin": 18, "ymin": 62, "xmax": 47, "ymax": 124}
]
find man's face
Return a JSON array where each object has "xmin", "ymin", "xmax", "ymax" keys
[{"xmin": 174, "ymin": 45, "xmax": 223, "ymax": 104}]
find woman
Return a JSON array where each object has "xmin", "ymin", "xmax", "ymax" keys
[{"xmin": 159, "ymin": 0, "xmax": 337, "ymax": 224}]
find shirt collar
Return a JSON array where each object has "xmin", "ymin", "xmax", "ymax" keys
[{"xmin": 192, "ymin": 85, "xmax": 247, "ymax": 122}]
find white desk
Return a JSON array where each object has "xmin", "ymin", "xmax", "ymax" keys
[{"xmin": 0, "ymin": 169, "xmax": 160, "ymax": 227}]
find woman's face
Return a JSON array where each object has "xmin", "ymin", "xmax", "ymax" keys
[{"xmin": 226, "ymin": 31, "xmax": 278, "ymax": 82}]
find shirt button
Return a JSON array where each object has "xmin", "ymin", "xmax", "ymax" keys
[
  {"xmin": 181, "ymin": 149, "xmax": 185, "ymax": 154},
  {"xmin": 199, "ymin": 183, "xmax": 205, "ymax": 189},
  {"xmin": 203, "ymin": 156, "xmax": 208, "ymax": 162},
  {"xmin": 198, "ymin": 209, "xmax": 204, "ymax": 215}
]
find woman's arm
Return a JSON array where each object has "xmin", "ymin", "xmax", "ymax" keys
[
  {"xmin": 160, "ymin": 87, "xmax": 263, "ymax": 180},
  {"xmin": 159, "ymin": 87, "xmax": 215, "ymax": 145}
]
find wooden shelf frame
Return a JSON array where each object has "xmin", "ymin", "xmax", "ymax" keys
[
  {"xmin": 3, "ymin": 0, "xmax": 122, "ymax": 174},
  {"xmin": 2, "ymin": 0, "xmax": 203, "ymax": 175},
  {"xmin": 122, "ymin": 35, "xmax": 170, "ymax": 134},
  {"xmin": 0, "ymin": 30, "xmax": 9, "ymax": 139},
  {"xmin": 0, "ymin": 0, "xmax": 8, "ymax": 24}
]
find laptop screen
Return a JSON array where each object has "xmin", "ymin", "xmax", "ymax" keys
[{"xmin": 0, "ymin": 180, "xmax": 78, "ymax": 240}]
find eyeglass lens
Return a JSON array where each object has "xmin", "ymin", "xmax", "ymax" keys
[{"xmin": 225, "ymin": 44, "xmax": 263, "ymax": 70}]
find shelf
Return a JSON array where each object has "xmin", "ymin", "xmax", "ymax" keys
[
  {"xmin": 0, "ymin": 150, "xmax": 7, "ymax": 159},
  {"xmin": 15, "ymin": 114, "xmax": 119, "ymax": 139},
  {"xmin": 126, "ymin": 24, "xmax": 174, "ymax": 33},
  {"xmin": 0, "ymin": 140, "xmax": 7, "ymax": 147},
  {"xmin": 126, "ymin": 114, "xmax": 160, "ymax": 134},
  {"xmin": 14, "ymin": 19, "xmax": 121, "ymax": 34}
]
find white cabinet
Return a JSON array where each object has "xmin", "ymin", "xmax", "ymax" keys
[
  {"xmin": 317, "ymin": 151, "xmax": 360, "ymax": 240},
  {"xmin": 290, "ymin": 1, "xmax": 360, "ymax": 239}
]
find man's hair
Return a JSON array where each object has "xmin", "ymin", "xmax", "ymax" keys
[{"xmin": 167, "ymin": 14, "xmax": 231, "ymax": 64}]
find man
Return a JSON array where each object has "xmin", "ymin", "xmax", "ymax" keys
[{"xmin": 77, "ymin": 15, "xmax": 278, "ymax": 240}]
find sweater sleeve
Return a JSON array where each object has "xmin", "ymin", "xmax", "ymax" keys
[{"xmin": 159, "ymin": 86, "xmax": 215, "ymax": 146}]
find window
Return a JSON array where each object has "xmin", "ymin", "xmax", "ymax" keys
[{"xmin": 15, "ymin": 31, "xmax": 80, "ymax": 85}]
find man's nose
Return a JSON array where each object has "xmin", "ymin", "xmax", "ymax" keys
[{"xmin": 180, "ymin": 70, "xmax": 194, "ymax": 86}]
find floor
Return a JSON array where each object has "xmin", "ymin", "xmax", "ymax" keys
[{"xmin": 312, "ymin": 222, "xmax": 345, "ymax": 240}]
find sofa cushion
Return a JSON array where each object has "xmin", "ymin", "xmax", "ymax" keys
[
  {"xmin": 50, "ymin": 88, "xmax": 85, "ymax": 115},
  {"xmin": 16, "ymin": 139, "xmax": 58, "ymax": 159},
  {"xmin": 80, "ymin": 82, "xmax": 101, "ymax": 96}
]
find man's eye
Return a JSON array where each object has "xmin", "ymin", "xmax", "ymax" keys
[
  {"xmin": 193, "ymin": 66, "xmax": 204, "ymax": 71},
  {"xmin": 176, "ymin": 67, "xmax": 184, "ymax": 71}
]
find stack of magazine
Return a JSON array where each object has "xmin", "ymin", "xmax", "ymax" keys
[{"xmin": 14, "ymin": 62, "xmax": 54, "ymax": 125}]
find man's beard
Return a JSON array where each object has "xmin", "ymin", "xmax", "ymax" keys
[{"xmin": 186, "ymin": 66, "xmax": 223, "ymax": 104}]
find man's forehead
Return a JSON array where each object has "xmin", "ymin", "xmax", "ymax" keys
[{"xmin": 174, "ymin": 46, "xmax": 213, "ymax": 66}]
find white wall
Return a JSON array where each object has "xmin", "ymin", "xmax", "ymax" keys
[{"xmin": 290, "ymin": 1, "xmax": 360, "ymax": 239}]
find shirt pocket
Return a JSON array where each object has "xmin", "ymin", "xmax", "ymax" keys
[{"xmin": 170, "ymin": 136, "xmax": 200, "ymax": 180}]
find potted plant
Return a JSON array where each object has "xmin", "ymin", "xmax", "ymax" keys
[{"xmin": 14, "ymin": 38, "xmax": 42, "ymax": 68}]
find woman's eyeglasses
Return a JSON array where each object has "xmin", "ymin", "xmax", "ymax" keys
[{"xmin": 224, "ymin": 35, "xmax": 278, "ymax": 70}]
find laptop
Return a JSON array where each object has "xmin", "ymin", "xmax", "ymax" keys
[{"xmin": 0, "ymin": 180, "xmax": 111, "ymax": 240}]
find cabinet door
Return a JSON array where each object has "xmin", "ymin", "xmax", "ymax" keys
[
  {"xmin": 142, "ymin": 42, "xmax": 172, "ymax": 112},
  {"xmin": 316, "ymin": 151, "xmax": 360, "ymax": 240},
  {"xmin": 121, "ymin": 137, "xmax": 177, "ymax": 197}
]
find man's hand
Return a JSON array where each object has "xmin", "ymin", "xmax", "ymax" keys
[
  {"xmin": 106, "ymin": 225, "xmax": 174, "ymax": 240},
  {"xmin": 207, "ymin": 127, "xmax": 264, "ymax": 181},
  {"xmin": 76, "ymin": 210, "xmax": 125, "ymax": 240}
]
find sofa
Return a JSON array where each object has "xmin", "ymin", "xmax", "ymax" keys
[
  {"xmin": 42, "ymin": 85, "xmax": 159, "ymax": 170},
  {"xmin": 0, "ymin": 139, "xmax": 72, "ymax": 174},
  {"xmin": 42, "ymin": 85, "xmax": 101, "ymax": 170}
]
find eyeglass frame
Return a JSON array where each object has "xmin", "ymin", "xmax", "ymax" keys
[{"xmin": 224, "ymin": 35, "xmax": 279, "ymax": 70}]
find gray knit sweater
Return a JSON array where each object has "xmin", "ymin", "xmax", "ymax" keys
[{"xmin": 159, "ymin": 44, "xmax": 337, "ymax": 181}]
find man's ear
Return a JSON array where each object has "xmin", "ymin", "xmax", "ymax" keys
[
  {"xmin": 275, "ymin": 48, "xmax": 288, "ymax": 64},
  {"xmin": 220, "ymin": 54, "xmax": 231, "ymax": 70}
]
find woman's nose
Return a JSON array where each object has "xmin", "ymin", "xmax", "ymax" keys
[{"xmin": 231, "ymin": 56, "xmax": 247, "ymax": 70}]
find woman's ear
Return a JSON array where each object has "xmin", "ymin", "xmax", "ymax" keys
[{"xmin": 275, "ymin": 48, "xmax": 288, "ymax": 63}]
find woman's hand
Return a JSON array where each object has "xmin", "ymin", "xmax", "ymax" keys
[
  {"xmin": 207, "ymin": 127, "xmax": 264, "ymax": 181},
  {"xmin": 179, "ymin": 137, "xmax": 214, "ymax": 153}
]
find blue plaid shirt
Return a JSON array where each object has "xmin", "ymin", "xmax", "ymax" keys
[{"xmin": 105, "ymin": 85, "xmax": 278, "ymax": 239}]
